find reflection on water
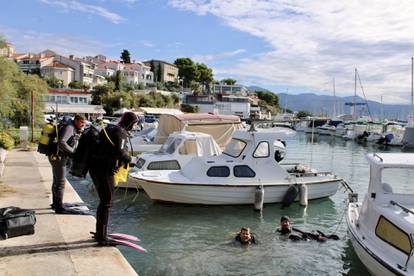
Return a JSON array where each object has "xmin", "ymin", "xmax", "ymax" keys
[{"xmin": 68, "ymin": 133, "xmax": 414, "ymax": 275}]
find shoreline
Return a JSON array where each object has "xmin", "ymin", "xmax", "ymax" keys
[{"xmin": 0, "ymin": 149, "xmax": 138, "ymax": 275}]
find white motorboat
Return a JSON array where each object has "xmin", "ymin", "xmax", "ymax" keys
[
  {"xmin": 316, "ymin": 120, "xmax": 343, "ymax": 136},
  {"xmin": 135, "ymin": 128, "xmax": 341, "ymax": 205},
  {"xmin": 343, "ymin": 122, "xmax": 368, "ymax": 140},
  {"xmin": 121, "ymin": 131, "xmax": 222, "ymax": 189},
  {"xmin": 347, "ymin": 153, "xmax": 414, "ymax": 275}
]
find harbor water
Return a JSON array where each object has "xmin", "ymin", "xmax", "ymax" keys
[{"xmin": 68, "ymin": 133, "xmax": 414, "ymax": 275}]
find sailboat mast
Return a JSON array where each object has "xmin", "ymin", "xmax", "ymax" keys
[
  {"xmin": 285, "ymin": 88, "xmax": 288, "ymax": 113},
  {"xmin": 353, "ymin": 68, "xmax": 357, "ymax": 120},
  {"xmin": 333, "ymin": 78, "xmax": 336, "ymax": 118},
  {"xmin": 411, "ymin": 57, "xmax": 413, "ymax": 115}
]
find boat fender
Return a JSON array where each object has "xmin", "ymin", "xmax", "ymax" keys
[
  {"xmin": 254, "ymin": 185, "xmax": 264, "ymax": 211},
  {"xmin": 299, "ymin": 184, "xmax": 308, "ymax": 207},
  {"xmin": 281, "ymin": 185, "xmax": 298, "ymax": 208}
]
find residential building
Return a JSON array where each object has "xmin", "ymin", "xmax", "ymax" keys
[
  {"xmin": 0, "ymin": 43, "xmax": 15, "ymax": 58},
  {"xmin": 123, "ymin": 63, "xmax": 153, "ymax": 86},
  {"xmin": 53, "ymin": 54, "xmax": 94, "ymax": 86},
  {"xmin": 184, "ymin": 95, "xmax": 217, "ymax": 114},
  {"xmin": 44, "ymin": 89, "xmax": 91, "ymax": 105},
  {"xmin": 95, "ymin": 64, "xmax": 116, "ymax": 78},
  {"xmin": 184, "ymin": 94, "xmax": 251, "ymax": 119},
  {"xmin": 43, "ymin": 89, "xmax": 105, "ymax": 117},
  {"xmin": 212, "ymin": 83, "xmax": 249, "ymax": 95},
  {"xmin": 14, "ymin": 53, "xmax": 54, "ymax": 75},
  {"xmin": 40, "ymin": 61, "xmax": 75, "ymax": 87},
  {"xmin": 216, "ymin": 95, "xmax": 251, "ymax": 119},
  {"xmin": 143, "ymin": 60, "xmax": 179, "ymax": 83}
]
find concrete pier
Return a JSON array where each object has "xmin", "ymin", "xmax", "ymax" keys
[{"xmin": 0, "ymin": 149, "xmax": 138, "ymax": 276}]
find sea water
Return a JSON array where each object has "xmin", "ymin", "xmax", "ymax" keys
[{"xmin": 68, "ymin": 133, "xmax": 414, "ymax": 275}]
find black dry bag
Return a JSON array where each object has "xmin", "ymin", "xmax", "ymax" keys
[{"xmin": 0, "ymin": 207, "xmax": 36, "ymax": 240}]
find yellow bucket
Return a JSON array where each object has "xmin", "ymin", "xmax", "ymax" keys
[{"xmin": 114, "ymin": 163, "xmax": 130, "ymax": 186}]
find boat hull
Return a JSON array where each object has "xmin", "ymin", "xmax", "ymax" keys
[
  {"xmin": 347, "ymin": 203, "xmax": 406, "ymax": 276},
  {"xmin": 139, "ymin": 179, "xmax": 340, "ymax": 205}
]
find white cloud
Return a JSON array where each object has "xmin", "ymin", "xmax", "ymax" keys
[
  {"xmin": 168, "ymin": 0, "xmax": 414, "ymax": 103},
  {"xmin": 39, "ymin": 0, "xmax": 126, "ymax": 24},
  {"xmin": 1, "ymin": 26, "xmax": 114, "ymax": 57},
  {"xmin": 192, "ymin": 49, "xmax": 245, "ymax": 63}
]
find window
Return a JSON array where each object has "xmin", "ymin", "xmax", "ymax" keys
[
  {"xmin": 147, "ymin": 160, "xmax": 180, "ymax": 170},
  {"xmin": 234, "ymin": 165, "xmax": 256, "ymax": 177},
  {"xmin": 207, "ymin": 166, "xmax": 230, "ymax": 177},
  {"xmin": 223, "ymin": 139, "xmax": 246, "ymax": 158},
  {"xmin": 375, "ymin": 215, "xmax": 412, "ymax": 255},
  {"xmin": 158, "ymin": 137, "xmax": 182, "ymax": 154},
  {"xmin": 253, "ymin": 142, "xmax": 269, "ymax": 158}
]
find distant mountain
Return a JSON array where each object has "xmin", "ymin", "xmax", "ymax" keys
[
  {"xmin": 247, "ymin": 86, "xmax": 271, "ymax": 92},
  {"xmin": 277, "ymin": 93, "xmax": 412, "ymax": 120}
]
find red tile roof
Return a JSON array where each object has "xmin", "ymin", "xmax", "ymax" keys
[{"xmin": 48, "ymin": 89, "xmax": 90, "ymax": 95}]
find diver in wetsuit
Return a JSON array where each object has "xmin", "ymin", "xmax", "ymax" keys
[
  {"xmin": 277, "ymin": 216, "xmax": 339, "ymax": 242},
  {"xmin": 89, "ymin": 112, "xmax": 137, "ymax": 245},
  {"xmin": 234, "ymin": 227, "xmax": 258, "ymax": 246}
]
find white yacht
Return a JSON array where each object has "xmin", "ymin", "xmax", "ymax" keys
[
  {"xmin": 347, "ymin": 153, "xmax": 414, "ymax": 275},
  {"xmin": 135, "ymin": 128, "xmax": 341, "ymax": 205},
  {"xmin": 316, "ymin": 120, "xmax": 343, "ymax": 136}
]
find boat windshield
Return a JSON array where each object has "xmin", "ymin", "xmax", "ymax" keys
[
  {"xmin": 382, "ymin": 168, "xmax": 414, "ymax": 195},
  {"xmin": 223, "ymin": 138, "xmax": 246, "ymax": 158},
  {"xmin": 159, "ymin": 137, "xmax": 183, "ymax": 154}
]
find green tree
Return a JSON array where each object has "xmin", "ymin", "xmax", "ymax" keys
[
  {"xmin": 221, "ymin": 78, "xmax": 237, "ymax": 85},
  {"xmin": 296, "ymin": 110, "xmax": 312, "ymax": 118},
  {"xmin": 174, "ymin": 58, "xmax": 199, "ymax": 88},
  {"xmin": 44, "ymin": 76, "xmax": 63, "ymax": 88},
  {"xmin": 68, "ymin": 81, "xmax": 82, "ymax": 89},
  {"xmin": 91, "ymin": 83, "xmax": 114, "ymax": 105},
  {"xmin": 196, "ymin": 63, "xmax": 213, "ymax": 93},
  {"xmin": 180, "ymin": 104, "xmax": 199, "ymax": 113},
  {"xmin": 0, "ymin": 57, "xmax": 47, "ymax": 128},
  {"xmin": 256, "ymin": 91, "xmax": 279, "ymax": 107},
  {"xmin": 0, "ymin": 36, "xmax": 6, "ymax": 49},
  {"xmin": 120, "ymin": 49, "xmax": 131, "ymax": 64}
]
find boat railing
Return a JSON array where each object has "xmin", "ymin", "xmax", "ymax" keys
[{"xmin": 390, "ymin": 200, "xmax": 414, "ymax": 216}]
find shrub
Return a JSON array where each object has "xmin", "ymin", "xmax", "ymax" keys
[{"xmin": 0, "ymin": 132, "xmax": 14, "ymax": 150}]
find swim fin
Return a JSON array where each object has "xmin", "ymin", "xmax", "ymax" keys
[
  {"xmin": 95, "ymin": 236, "xmax": 147, "ymax": 252},
  {"xmin": 55, "ymin": 207, "xmax": 91, "ymax": 215},
  {"xmin": 90, "ymin": 232, "xmax": 140, "ymax": 242},
  {"xmin": 316, "ymin": 230, "xmax": 339, "ymax": 240}
]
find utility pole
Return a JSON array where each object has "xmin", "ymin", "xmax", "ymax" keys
[{"xmin": 31, "ymin": 90, "xmax": 35, "ymax": 143}]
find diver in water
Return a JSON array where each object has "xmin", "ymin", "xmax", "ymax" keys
[
  {"xmin": 277, "ymin": 216, "xmax": 339, "ymax": 242},
  {"xmin": 234, "ymin": 227, "xmax": 258, "ymax": 246}
]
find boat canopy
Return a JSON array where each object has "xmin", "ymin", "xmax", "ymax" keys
[
  {"xmin": 367, "ymin": 153, "xmax": 414, "ymax": 169},
  {"xmin": 158, "ymin": 131, "xmax": 221, "ymax": 157},
  {"xmin": 154, "ymin": 113, "xmax": 242, "ymax": 148}
]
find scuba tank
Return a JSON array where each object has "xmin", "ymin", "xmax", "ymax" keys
[{"xmin": 37, "ymin": 119, "xmax": 57, "ymax": 155}]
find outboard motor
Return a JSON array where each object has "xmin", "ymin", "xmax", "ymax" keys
[{"xmin": 274, "ymin": 140, "xmax": 286, "ymax": 163}]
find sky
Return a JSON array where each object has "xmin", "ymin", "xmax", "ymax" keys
[{"xmin": 2, "ymin": 0, "xmax": 414, "ymax": 104}]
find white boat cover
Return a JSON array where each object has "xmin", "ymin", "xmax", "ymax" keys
[
  {"xmin": 154, "ymin": 113, "xmax": 242, "ymax": 148},
  {"xmin": 159, "ymin": 131, "xmax": 222, "ymax": 157}
]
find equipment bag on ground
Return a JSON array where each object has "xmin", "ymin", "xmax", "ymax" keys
[{"xmin": 0, "ymin": 207, "xmax": 36, "ymax": 240}]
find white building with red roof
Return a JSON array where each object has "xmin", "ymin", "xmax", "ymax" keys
[{"xmin": 40, "ymin": 61, "xmax": 75, "ymax": 87}]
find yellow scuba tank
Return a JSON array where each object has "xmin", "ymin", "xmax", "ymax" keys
[{"xmin": 37, "ymin": 122, "xmax": 57, "ymax": 155}]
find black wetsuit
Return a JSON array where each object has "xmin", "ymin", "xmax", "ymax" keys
[
  {"xmin": 234, "ymin": 234, "xmax": 258, "ymax": 245},
  {"xmin": 277, "ymin": 227, "xmax": 326, "ymax": 242},
  {"xmin": 48, "ymin": 121, "xmax": 81, "ymax": 212},
  {"xmin": 89, "ymin": 124, "xmax": 131, "ymax": 241}
]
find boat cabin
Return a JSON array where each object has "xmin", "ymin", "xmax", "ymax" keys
[
  {"xmin": 356, "ymin": 153, "xmax": 414, "ymax": 273},
  {"xmin": 180, "ymin": 129, "xmax": 297, "ymax": 183}
]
